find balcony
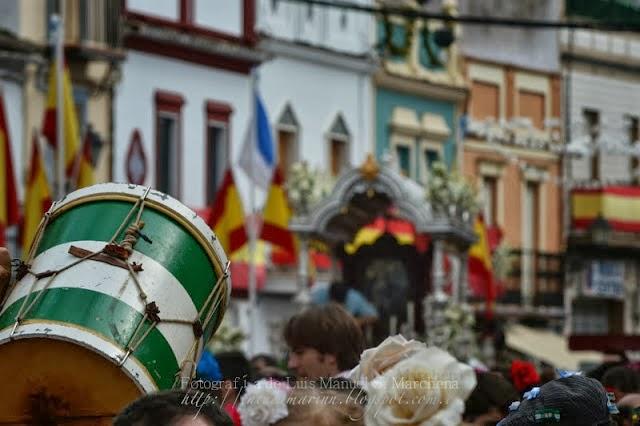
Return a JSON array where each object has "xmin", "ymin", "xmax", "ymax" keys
[
  {"xmin": 52, "ymin": 0, "xmax": 123, "ymax": 60},
  {"xmin": 499, "ymin": 249, "xmax": 565, "ymax": 309}
]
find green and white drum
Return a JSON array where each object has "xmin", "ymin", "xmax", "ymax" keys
[{"xmin": 0, "ymin": 183, "xmax": 231, "ymax": 424}]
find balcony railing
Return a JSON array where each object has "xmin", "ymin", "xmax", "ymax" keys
[
  {"xmin": 500, "ymin": 249, "xmax": 565, "ymax": 308},
  {"xmin": 47, "ymin": 0, "xmax": 122, "ymax": 50},
  {"xmin": 78, "ymin": 0, "xmax": 122, "ymax": 48}
]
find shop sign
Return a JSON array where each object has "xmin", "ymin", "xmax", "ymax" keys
[{"xmin": 584, "ymin": 260, "xmax": 625, "ymax": 299}]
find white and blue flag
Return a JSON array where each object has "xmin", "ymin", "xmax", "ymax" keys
[{"xmin": 239, "ymin": 92, "xmax": 275, "ymax": 191}]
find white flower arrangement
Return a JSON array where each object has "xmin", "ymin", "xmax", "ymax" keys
[
  {"xmin": 425, "ymin": 162, "xmax": 479, "ymax": 219},
  {"xmin": 350, "ymin": 335, "xmax": 476, "ymax": 426},
  {"xmin": 286, "ymin": 161, "xmax": 334, "ymax": 215},
  {"xmin": 237, "ymin": 379, "xmax": 292, "ymax": 426},
  {"xmin": 424, "ymin": 300, "xmax": 477, "ymax": 361}
]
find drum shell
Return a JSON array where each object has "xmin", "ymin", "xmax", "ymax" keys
[{"xmin": 0, "ymin": 183, "xmax": 230, "ymax": 423}]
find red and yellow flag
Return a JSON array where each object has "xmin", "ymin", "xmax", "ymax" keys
[
  {"xmin": 42, "ymin": 59, "xmax": 81, "ymax": 178},
  {"xmin": 22, "ymin": 134, "xmax": 52, "ymax": 255},
  {"xmin": 260, "ymin": 168, "xmax": 295, "ymax": 255},
  {"xmin": 73, "ymin": 129, "xmax": 95, "ymax": 189},
  {"xmin": 468, "ymin": 215, "xmax": 496, "ymax": 318},
  {"xmin": 208, "ymin": 169, "xmax": 248, "ymax": 257},
  {"xmin": 0, "ymin": 93, "xmax": 19, "ymax": 246}
]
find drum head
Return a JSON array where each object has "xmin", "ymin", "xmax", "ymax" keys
[{"xmin": 0, "ymin": 338, "xmax": 141, "ymax": 424}]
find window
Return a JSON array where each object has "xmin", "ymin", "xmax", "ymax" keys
[
  {"xmin": 471, "ymin": 81, "xmax": 499, "ymax": 121},
  {"xmin": 396, "ymin": 145, "xmax": 411, "ymax": 177},
  {"xmin": 205, "ymin": 101, "xmax": 232, "ymax": 204},
  {"xmin": 271, "ymin": 0, "xmax": 279, "ymax": 12},
  {"xmin": 583, "ymin": 108, "xmax": 600, "ymax": 142},
  {"xmin": 155, "ymin": 91, "xmax": 184, "ymax": 198},
  {"xmin": 278, "ymin": 130, "xmax": 297, "ymax": 179},
  {"xmin": 327, "ymin": 114, "xmax": 351, "ymax": 177},
  {"xmin": 482, "ymin": 176, "xmax": 498, "ymax": 227},
  {"xmin": 276, "ymin": 104, "xmax": 299, "ymax": 179},
  {"xmin": 330, "ymin": 139, "xmax": 347, "ymax": 176},
  {"xmin": 418, "ymin": 143, "xmax": 442, "ymax": 183},
  {"xmin": 307, "ymin": 4, "xmax": 313, "ymax": 20},
  {"xmin": 424, "ymin": 149, "xmax": 439, "ymax": 172},
  {"xmin": 518, "ymin": 90, "xmax": 545, "ymax": 129},
  {"xmin": 340, "ymin": 11, "xmax": 348, "ymax": 29},
  {"xmin": 626, "ymin": 115, "xmax": 639, "ymax": 144}
]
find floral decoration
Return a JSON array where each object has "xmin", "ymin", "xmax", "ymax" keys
[
  {"xmin": 510, "ymin": 360, "xmax": 540, "ymax": 393},
  {"xmin": 352, "ymin": 336, "xmax": 476, "ymax": 426},
  {"xmin": 286, "ymin": 161, "xmax": 334, "ymax": 215},
  {"xmin": 425, "ymin": 162, "xmax": 480, "ymax": 219},
  {"xmin": 237, "ymin": 379, "xmax": 292, "ymax": 426}
]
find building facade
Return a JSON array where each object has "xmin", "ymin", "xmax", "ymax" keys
[
  {"xmin": 460, "ymin": 0, "xmax": 565, "ymax": 322},
  {"xmin": 0, "ymin": 0, "xmax": 121, "ymax": 254},
  {"xmin": 244, "ymin": 0, "xmax": 377, "ymax": 354},
  {"xmin": 563, "ymin": 0, "xmax": 640, "ymax": 350},
  {"xmin": 374, "ymin": 0, "xmax": 466, "ymax": 180}
]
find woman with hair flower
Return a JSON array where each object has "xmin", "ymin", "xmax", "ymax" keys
[
  {"xmin": 237, "ymin": 378, "xmax": 366, "ymax": 426},
  {"xmin": 349, "ymin": 335, "xmax": 477, "ymax": 426}
]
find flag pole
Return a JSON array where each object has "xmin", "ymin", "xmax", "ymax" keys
[
  {"xmin": 55, "ymin": 1, "xmax": 65, "ymax": 199},
  {"xmin": 247, "ymin": 69, "xmax": 258, "ymax": 356}
]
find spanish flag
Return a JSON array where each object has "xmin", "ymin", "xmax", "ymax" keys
[
  {"xmin": 260, "ymin": 168, "xmax": 295, "ymax": 254},
  {"xmin": 208, "ymin": 169, "xmax": 247, "ymax": 257},
  {"xmin": 72, "ymin": 129, "xmax": 95, "ymax": 189},
  {"xmin": 22, "ymin": 133, "xmax": 52, "ymax": 255},
  {"xmin": 0, "ymin": 93, "xmax": 19, "ymax": 246},
  {"xmin": 468, "ymin": 215, "xmax": 496, "ymax": 318},
  {"xmin": 41, "ymin": 59, "xmax": 81, "ymax": 179}
]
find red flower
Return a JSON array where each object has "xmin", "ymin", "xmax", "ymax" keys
[{"xmin": 511, "ymin": 360, "xmax": 540, "ymax": 392}]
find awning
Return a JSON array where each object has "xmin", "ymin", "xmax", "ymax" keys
[{"xmin": 505, "ymin": 324, "xmax": 603, "ymax": 370}]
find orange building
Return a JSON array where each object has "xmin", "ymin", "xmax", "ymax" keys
[{"xmin": 462, "ymin": 58, "xmax": 564, "ymax": 318}]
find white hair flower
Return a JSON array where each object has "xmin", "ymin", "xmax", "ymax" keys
[
  {"xmin": 354, "ymin": 336, "xmax": 476, "ymax": 426},
  {"xmin": 237, "ymin": 379, "xmax": 291, "ymax": 426}
]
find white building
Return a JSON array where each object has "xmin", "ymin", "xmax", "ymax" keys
[
  {"xmin": 561, "ymin": 23, "xmax": 640, "ymax": 348},
  {"xmin": 238, "ymin": 0, "xmax": 377, "ymax": 355},
  {"xmin": 113, "ymin": 1, "xmax": 377, "ymax": 355},
  {"xmin": 562, "ymin": 28, "xmax": 640, "ymax": 183}
]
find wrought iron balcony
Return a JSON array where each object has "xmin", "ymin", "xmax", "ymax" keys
[{"xmin": 499, "ymin": 249, "xmax": 565, "ymax": 308}]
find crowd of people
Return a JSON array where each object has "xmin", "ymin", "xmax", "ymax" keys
[
  {"xmin": 113, "ymin": 302, "xmax": 640, "ymax": 426},
  {"xmin": 2, "ymin": 252, "xmax": 639, "ymax": 425}
]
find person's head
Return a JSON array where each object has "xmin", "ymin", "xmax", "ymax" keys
[
  {"xmin": 539, "ymin": 365, "xmax": 556, "ymax": 385},
  {"xmin": 251, "ymin": 354, "xmax": 277, "ymax": 371},
  {"xmin": 464, "ymin": 371, "xmax": 520, "ymax": 425},
  {"xmin": 602, "ymin": 366, "xmax": 640, "ymax": 403},
  {"xmin": 617, "ymin": 393, "xmax": 640, "ymax": 426},
  {"xmin": 329, "ymin": 281, "xmax": 349, "ymax": 304},
  {"xmin": 284, "ymin": 303, "xmax": 364, "ymax": 379},
  {"xmin": 497, "ymin": 374, "xmax": 614, "ymax": 426},
  {"xmin": 196, "ymin": 350, "xmax": 222, "ymax": 382},
  {"xmin": 273, "ymin": 383, "xmax": 365, "ymax": 426},
  {"xmin": 113, "ymin": 390, "xmax": 233, "ymax": 426},
  {"xmin": 216, "ymin": 351, "xmax": 251, "ymax": 399}
]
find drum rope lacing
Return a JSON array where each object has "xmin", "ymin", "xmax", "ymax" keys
[{"xmin": 5, "ymin": 187, "xmax": 230, "ymax": 390}]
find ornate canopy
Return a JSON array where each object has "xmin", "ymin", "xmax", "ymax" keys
[{"xmin": 289, "ymin": 155, "xmax": 476, "ymax": 248}]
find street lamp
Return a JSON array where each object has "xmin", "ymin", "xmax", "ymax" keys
[{"xmin": 589, "ymin": 214, "xmax": 611, "ymax": 246}]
